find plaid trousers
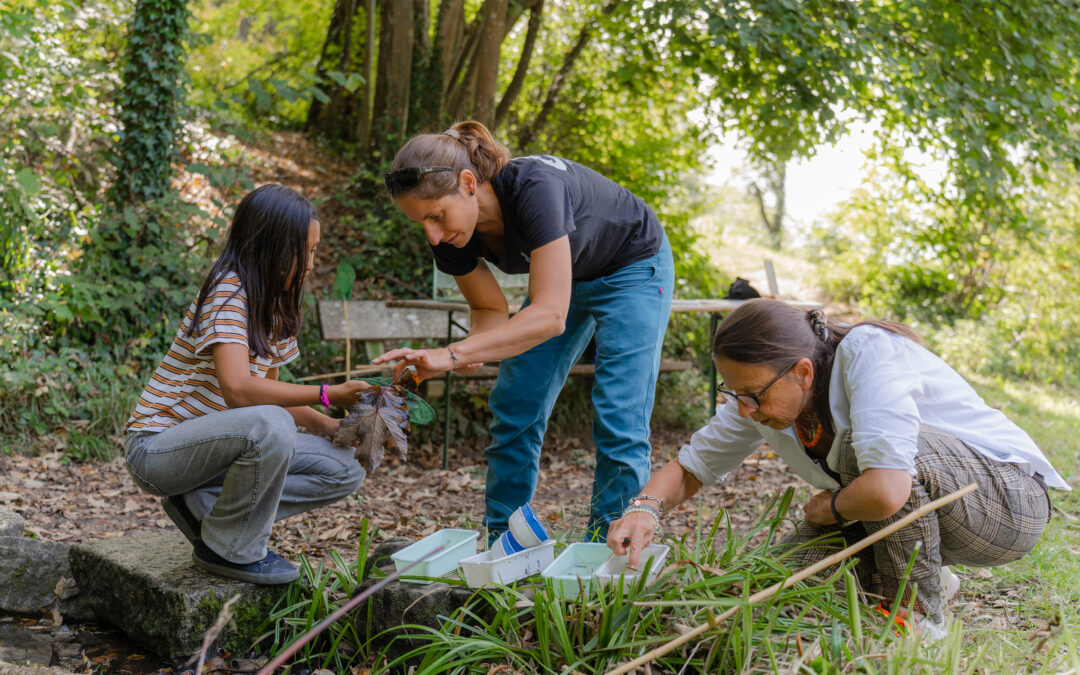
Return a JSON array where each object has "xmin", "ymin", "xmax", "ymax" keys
[{"xmin": 778, "ymin": 426, "xmax": 1050, "ymax": 623}]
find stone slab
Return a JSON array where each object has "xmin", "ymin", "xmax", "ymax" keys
[
  {"xmin": 69, "ymin": 531, "xmax": 287, "ymax": 659},
  {"xmin": 0, "ymin": 537, "xmax": 94, "ymax": 622},
  {"xmin": 0, "ymin": 509, "xmax": 24, "ymax": 538}
]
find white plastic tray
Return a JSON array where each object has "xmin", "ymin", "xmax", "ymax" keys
[
  {"xmin": 390, "ymin": 529, "xmax": 479, "ymax": 584},
  {"xmin": 459, "ymin": 539, "xmax": 556, "ymax": 588},
  {"xmin": 595, "ymin": 544, "xmax": 670, "ymax": 591},
  {"xmin": 540, "ymin": 542, "xmax": 611, "ymax": 599}
]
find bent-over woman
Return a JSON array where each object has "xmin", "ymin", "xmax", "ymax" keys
[{"xmin": 609, "ymin": 299, "xmax": 1066, "ymax": 635}]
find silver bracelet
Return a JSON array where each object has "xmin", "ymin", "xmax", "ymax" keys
[
  {"xmin": 630, "ymin": 493, "xmax": 665, "ymax": 513},
  {"xmin": 622, "ymin": 504, "xmax": 662, "ymax": 535},
  {"xmin": 447, "ymin": 345, "xmax": 459, "ymax": 369}
]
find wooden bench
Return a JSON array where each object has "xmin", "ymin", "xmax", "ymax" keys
[
  {"xmin": 303, "ymin": 297, "xmax": 692, "ymax": 468},
  {"xmin": 302, "ymin": 260, "xmax": 813, "ymax": 468}
]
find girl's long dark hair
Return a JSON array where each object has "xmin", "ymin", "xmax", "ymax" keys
[
  {"xmin": 711, "ymin": 299, "xmax": 923, "ymax": 434},
  {"xmin": 185, "ymin": 184, "xmax": 317, "ymax": 358}
]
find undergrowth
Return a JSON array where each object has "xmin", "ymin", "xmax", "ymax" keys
[{"xmin": 252, "ymin": 490, "xmax": 1080, "ymax": 674}]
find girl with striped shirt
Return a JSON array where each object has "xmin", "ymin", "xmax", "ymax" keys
[{"xmin": 125, "ymin": 184, "xmax": 371, "ymax": 584}]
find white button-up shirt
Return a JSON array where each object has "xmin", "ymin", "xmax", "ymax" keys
[{"xmin": 678, "ymin": 325, "xmax": 1069, "ymax": 491}]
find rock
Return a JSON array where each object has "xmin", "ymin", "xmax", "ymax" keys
[
  {"xmin": 0, "ymin": 537, "xmax": 94, "ymax": 622},
  {"xmin": 351, "ymin": 576, "xmax": 478, "ymax": 664},
  {"xmin": 69, "ymin": 531, "xmax": 288, "ymax": 660},
  {"xmin": 362, "ymin": 537, "xmax": 413, "ymax": 577},
  {"xmin": 0, "ymin": 509, "xmax": 23, "ymax": 538}
]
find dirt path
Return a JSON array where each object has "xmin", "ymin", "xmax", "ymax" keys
[{"xmin": 0, "ymin": 426, "xmax": 809, "ymax": 563}]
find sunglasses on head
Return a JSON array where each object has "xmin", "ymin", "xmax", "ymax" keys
[{"xmin": 383, "ymin": 166, "xmax": 454, "ymax": 196}]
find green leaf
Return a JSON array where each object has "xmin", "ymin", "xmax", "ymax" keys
[
  {"xmin": 15, "ymin": 168, "xmax": 39, "ymax": 195},
  {"xmin": 247, "ymin": 77, "xmax": 271, "ymax": 110},
  {"xmin": 326, "ymin": 70, "xmax": 348, "ymax": 88},
  {"xmin": 332, "ymin": 261, "xmax": 356, "ymax": 301}
]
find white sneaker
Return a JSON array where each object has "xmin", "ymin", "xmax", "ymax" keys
[
  {"xmin": 910, "ymin": 610, "xmax": 948, "ymax": 642},
  {"xmin": 940, "ymin": 566, "xmax": 961, "ymax": 604}
]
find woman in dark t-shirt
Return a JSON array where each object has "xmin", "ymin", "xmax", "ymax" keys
[{"xmin": 374, "ymin": 120, "xmax": 675, "ymax": 541}]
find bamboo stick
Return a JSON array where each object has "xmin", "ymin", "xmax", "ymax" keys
[
  {"xmin": 604, "ymin": 482, "xmax": 978, "ymax": 675},
  {"xmin": 343, "ymin": 298, "xmax": 351, "ymax": 381},
  {"xmin": 255, "ymin": 544, "xmax": 446, "ymax": 675}
]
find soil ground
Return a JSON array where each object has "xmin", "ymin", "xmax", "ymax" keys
[{"xmin": 0, "ymin": 427, "xmax": 808, "ymax": 565}]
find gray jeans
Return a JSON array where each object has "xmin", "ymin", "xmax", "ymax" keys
[
  {"xmin": 125, "ymin": 405, "xmax": 366, "ymax": 564},
  {"xmin": 779, "ymin": 426, "xmax": 1049, "ymax": 623}
]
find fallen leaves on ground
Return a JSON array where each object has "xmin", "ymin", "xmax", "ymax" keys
[{"xmin": 0, "ymin": 429, "xmax": 803, "ymax": 565}]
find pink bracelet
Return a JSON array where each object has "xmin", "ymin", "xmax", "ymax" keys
[{"xmin": 319, "ymin": 384, "xmax": 330, "ymax": 412}]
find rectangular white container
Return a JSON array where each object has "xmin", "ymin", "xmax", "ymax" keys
[
  {"xmin": 458, "ymin": 539, "xmax": 557, "ymax": 588},
  {"xmin": 595, "ymin": 544, "xmax": 670, "ymax": 592},
  {"xmin": 390, "ymin": 529, "xmax": 479, "ymax": 584},
  {"xmin": 540, "ymin": 542, "xmax": 612, "ymax": 599}
]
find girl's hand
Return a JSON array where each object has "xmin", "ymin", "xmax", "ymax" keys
[
  {"xmin": 607, "ymin": 511, "xmax": 657, "ymax": 570},
  {"xmin": 327, "ymin": 379, "xmax": 373, "ymax": 408},
  {"xmin": 803, "ymin": 490, "xmax": 837, "ymax": 526}
]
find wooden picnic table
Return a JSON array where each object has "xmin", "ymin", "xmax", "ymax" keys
[{"xmin": 386, "ymin": 296, "xmax": 822, "ymax": 414}]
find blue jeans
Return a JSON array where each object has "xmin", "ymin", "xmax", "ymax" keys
[
  {"xmin": 484, "ymin": 234, "xmax": 674, "ymax": 541},
  {"xmin": 125, "ymin": 405, "xmax": 366, "ymax": 563}
]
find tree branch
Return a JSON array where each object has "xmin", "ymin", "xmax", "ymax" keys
[
  {"xmin": 494, "ymin": 0, "xmax": 543, "ymax": 129},
  {"xmin": 517, "ymin": 0, "xmax": 618, "ymax": 149}
]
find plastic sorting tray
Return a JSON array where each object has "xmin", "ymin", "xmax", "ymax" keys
[
  {"xmin": 540, "ymin": 542, "xmax": 613, "ymax": 599},
  {"xmin": 595, "ymin": 544, "xmax": 670, "ymax": 591},
  {"xmin": 390, "ymin": 528, "xmax": 479, "ymax": 584},
  {"xmin": 459, "ymin": 539, "xmax": 557, "ymax": 588}
]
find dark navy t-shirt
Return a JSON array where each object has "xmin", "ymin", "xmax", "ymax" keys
[{"xmin": 430, "ymin": 155, "xmax": 663, "ymax": 281}]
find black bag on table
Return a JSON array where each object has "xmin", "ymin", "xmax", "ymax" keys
[{"xmin": 724, "ymin": 277, "xmax": 761, "ymax": 300}]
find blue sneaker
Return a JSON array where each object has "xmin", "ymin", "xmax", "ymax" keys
[
  {"xmin": 191, "ymin": 540, "xmax": 299, "ymax": 585},
  {"xmin": 161, "ymin": 496, "xmax": 201, "ymax": 543}
]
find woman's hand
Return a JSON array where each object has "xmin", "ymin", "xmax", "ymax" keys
[
  {"xmin": 804, "ymin": 490, "xmax": 838, "ymax": 526},
  {"xmin": 373, "ymin": 347, "xmax": 480, "ymax": 381},
  {"xmin": 327, "ymin": 379, "xmax": 373, "ymax": 408},
  {"xmin": 607, "ymin": 511, "xmax": 658, "ymax": 570}
]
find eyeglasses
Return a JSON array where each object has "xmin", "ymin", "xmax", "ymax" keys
[
  {"xmin": 383, "ymin": 166, "xmax": 454, "ymax": 195},
  {"xmin": 716, "ymin": 361, "xmax": 799, "ymax": 411}
]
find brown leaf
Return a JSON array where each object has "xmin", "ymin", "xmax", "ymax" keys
[{"xmin": 333, "ymin": 385, "xmax": 412, "ymax": 473}]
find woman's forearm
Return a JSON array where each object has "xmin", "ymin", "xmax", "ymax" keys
[
  {"xmin": 451, "ymin": 302, "xmax": 566, "ymax": 364},
  {"xmin": 639, "ymin": 460, "xmax": 703, "ymax": 513}
]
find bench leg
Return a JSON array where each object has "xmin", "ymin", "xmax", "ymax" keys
[
  {"xmin": 443, "ymin": 311, "xmax": 454, "ymax": 470},
  {"xmin": 709, "ymin": 312, "xmax": 719, "ymax": 413}
]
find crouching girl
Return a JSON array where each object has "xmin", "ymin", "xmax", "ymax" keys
[{"xmin": 124, "ymin": 184, "xmax": 371, "ymax": 584}]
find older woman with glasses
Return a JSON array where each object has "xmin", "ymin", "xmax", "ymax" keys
[
  {"xmin": 609, "ymin": 298, "xmax": 1066, "ymax": 637},
  {"xmin": 373, "ymin": 120, "xmax": 674, "ymax": 542}
]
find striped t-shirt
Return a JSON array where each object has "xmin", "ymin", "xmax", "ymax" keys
[{"xmin": 126, "ymin": 274, "xmax": 299, "ymax": 433}]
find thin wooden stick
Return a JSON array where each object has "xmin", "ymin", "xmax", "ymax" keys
[
  {"xmin": 256, "ymin": 545, "xmax": 446, "ymax": 675},
  {"xmin": 604, "ymin": 482, "xmax": 978, "ymax": 675},
  {"xmin": 343, "ymin": 299, "xmax": 351, "ymax": 381}
]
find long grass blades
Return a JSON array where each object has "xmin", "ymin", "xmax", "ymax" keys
[{"xmin": 605, "ymin": 482, "xmax": 978, "ymax": 674}]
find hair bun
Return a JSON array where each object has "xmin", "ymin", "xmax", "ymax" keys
[{"xmin": 807, "ymin": 308, "xmax": 830, "ymax": 343}]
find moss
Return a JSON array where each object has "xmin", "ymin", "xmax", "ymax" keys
[{"xmin": 191, "ymin": 586, "xmax": 286, "ymax": 655}]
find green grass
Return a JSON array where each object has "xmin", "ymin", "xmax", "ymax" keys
[{"xmin": 255, "ymin": 377, "xmax": 1080, "ymax": 674}]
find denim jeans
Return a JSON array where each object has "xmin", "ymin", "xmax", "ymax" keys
[
  {"xmin": 484, "ymin": 234, "xmax": 674, "ymax": 541},
  {"xmin": 125, "ymin": 405, "xmax": 366, "ymax": 564}
]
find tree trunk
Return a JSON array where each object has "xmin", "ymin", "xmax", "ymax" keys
[
  {"xmin": 751, "ymin": 160, "xmax": 786, "ymax": 250},
  {"xmin": 111, "ymin": 0, "xmax": 190, "ymax": 206},
  {"xmin": 495, "ymin": 0, "xmax": 543, "ymax": 129},
  {"xmin": 434, "ymin": 0, "xmax": 466, "ymax": 103},
  {"xmin": 357, "ymin": 0, "xmax": 375, "ymax": 147},
  {"xmin": 517, "ymin": 0, "xmax": 618, "ymax": 149},
  {"xmin": 410, "ymin": 0, "xmax": 439, "ymax": 132},
  {"xmin": 372, "ymin": 0, "xmax": 415, "ymax": 148},
  {"xmin": 470, "ymin": 0, "xmax": 508, "ymax": 125},
  {"xmin": 307, "ymin": 0, "xmax": 352, "ymax": 135}
]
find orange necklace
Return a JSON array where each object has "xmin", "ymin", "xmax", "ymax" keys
[{"xmin": 796, "ymin": 417, "xmax": 823, "ymax": 447}]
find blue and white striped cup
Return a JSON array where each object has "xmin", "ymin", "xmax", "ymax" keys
[{"xmin": 507, "ymin": 503, "xmax": 549, "ymax": 548}]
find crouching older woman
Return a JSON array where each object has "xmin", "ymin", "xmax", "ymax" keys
[{"xmin": 608, "ymin": 299, "xmax": 1067, "ymax": 635}]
